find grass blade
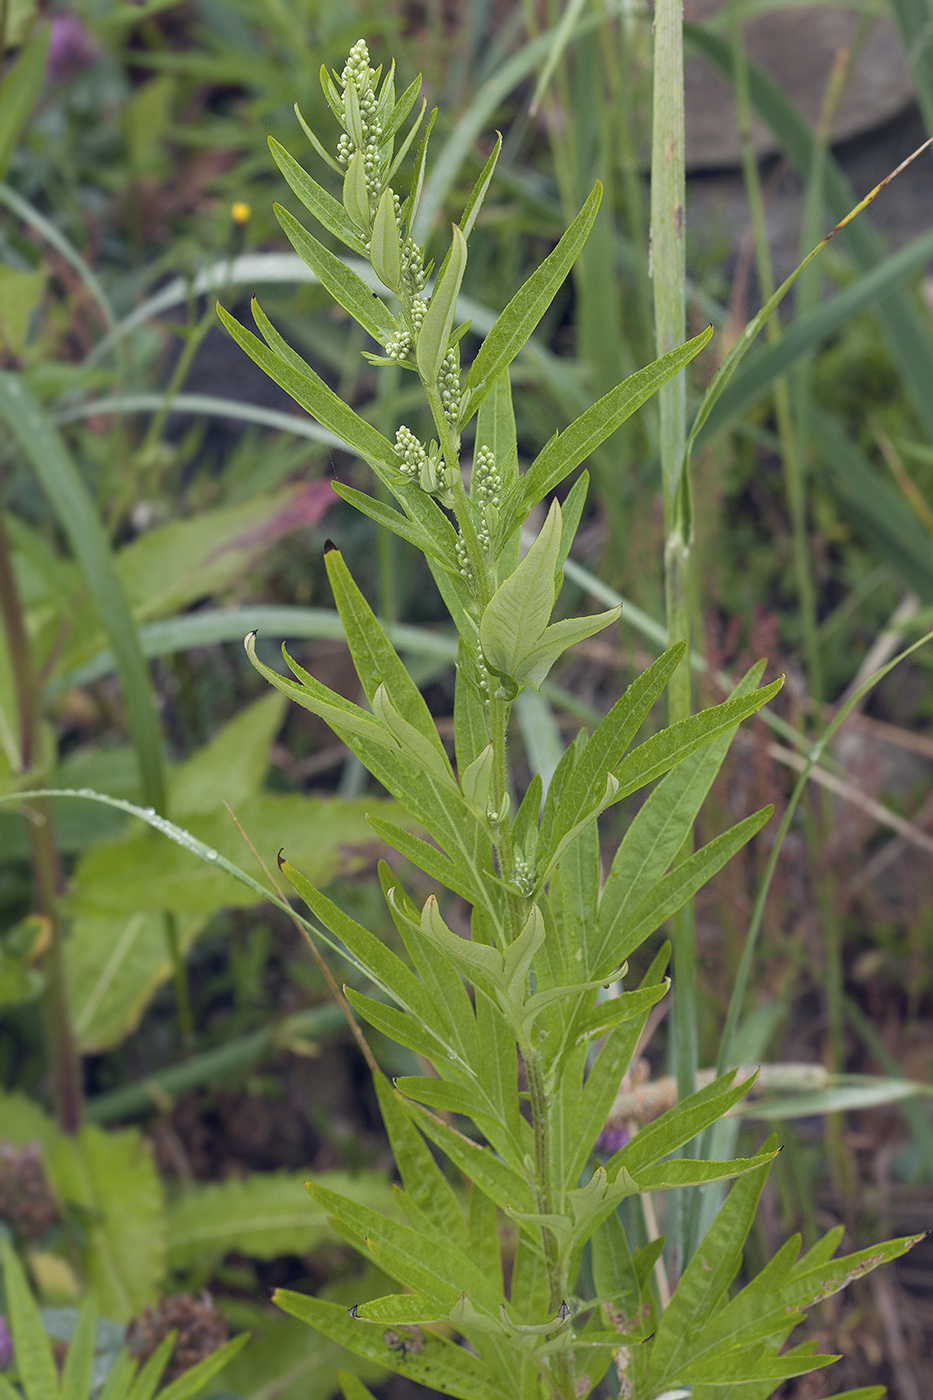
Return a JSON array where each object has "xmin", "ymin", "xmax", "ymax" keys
[{"xmin": 0, "ymin": 374, "xmax": 166, "ymax": 813}]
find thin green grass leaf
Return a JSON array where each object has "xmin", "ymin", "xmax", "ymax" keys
[{"xmin": 0, "ymin": 375, "xmax": 166, "ymax": 812}]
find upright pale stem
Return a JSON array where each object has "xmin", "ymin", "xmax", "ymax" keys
[
  {"xmin": 650, "ymin": 0, "xmax": 689, "ymax": 723},
  {"xmin": 652, "ymin": 0, "xmax": 698, "ymax": 1272}
]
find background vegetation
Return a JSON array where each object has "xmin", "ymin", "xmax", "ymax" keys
[{"xmin": 1, "ymin": 1, "xmax": 931, "ymax": 1397}]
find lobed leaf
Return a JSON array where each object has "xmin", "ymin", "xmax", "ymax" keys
[{"xmin": 274, "ymin": 1293, "xmax": 508, "ymax": 1400}]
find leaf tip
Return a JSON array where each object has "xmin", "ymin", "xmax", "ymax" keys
[
  {"xmin": 323, "ymin": 538, "xmax": 339, "ymax": 554},
  {"xmin": 276, "ymin": 848, "xmax": 286, "ymax": 869}
]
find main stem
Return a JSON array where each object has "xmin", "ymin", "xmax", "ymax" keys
[
  {"xmin": 429, "ymin": 366, "xmax": 568, "ymax": 1388},
  {"xmin": 525, "ymin": 1045, "xmax": 574, "ymax": 1399}
]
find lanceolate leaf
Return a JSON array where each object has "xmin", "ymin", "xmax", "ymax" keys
[
  {"xmin": 244, "ymin": 632, "xmax": 400, "ymax": 753},
  {"xmin": 273, "ymin": 203, "xmax": 398, "ymax": 342},
  {"xmin": 417, "ymin": 224, "xmax": 468, "ymax": 384},
  {"xmin": 635, "ymin": 1145, "xmax": 779, "ymax": 1193},
  {"xmin": 216, "ymin": 301, "xmax": 399, "ymax": 475},
  {"xmin": 646, "ymin": 1148, "xmax": 774, "ymax": 1393},
  {"xmin": 539, "ymin": 641, "xmax": 687, "ymax": 855},
  {"xmin": 305, "ymin": 1179, "xmax": 500, "ymax": 1313},
  {"xmin": 329, "ymin": 481, "xmax": 447, "ymax": 562},
  {"xmin": 370, "ymin": 187, "xmax": 403, "ymax": 294},
  {"xmin": 0, "ymin": 374, "xmax": 166, "ymax": 812},
  {"xmin": 1, "ymin": 1237, "xmax": 59, "ymax": 1400},
  {"xmin": 460, "ymin": 133, "xmax": 502, "ymax": 241},
  {"xmin": 268, "ymin": 135, "xmax": 368, "ymax": 253},
  {"xmin": 509, "ymin": 326, "xmax": 713, "ymax": 525},
  {"xmin": 594, "ymin": 805, "xmax": 773, "ymax": 973},
  {"xmin": 596, "ymin": 661, "xmax": 767, "ymax": 977},
  {"xmin": 611, "ymin": 679, "xmax": 783, "ymax": 800},
  {"xmin": 281, "ymin": 859, "xmax": 441, "ymax": 1025},
  {"xmin": 463, "ymin": 183, "xmax": 602, "ymax": 420},
  {"xmin": 480, "ymin": 501, "xmax": 561, "ymax": 680},
  {"xmin": 324, "ymin": 546, "xmax": 451, "ymax": 753},
  {"xmin": 608, "ymin": 1071, "xmax": 759, "ymax": 1179},
  {"xmin": 155, "ymin": 1338, "xmax": 250, "ymax": 1400},
  {"xmin": 374, "ymin": 1074, "xmax": 468, "ymax": 1246}
]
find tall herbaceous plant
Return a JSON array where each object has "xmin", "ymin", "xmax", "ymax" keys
[{"xmin": 220, "ymin": 43, "xmax": 918, "ymax": 1400}]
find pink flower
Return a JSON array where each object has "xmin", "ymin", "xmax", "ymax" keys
[{"xmin": 46, "ymin": 14, "xmax": 98, "ymax": 83}]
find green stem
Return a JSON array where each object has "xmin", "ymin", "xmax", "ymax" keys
[
  {"xmin": 0, "ymin": 500, "xmax": 82, "ymax": 1132},
  {"xmin": 374, "ymin": 363, "xmax": 402, "ymax": 623},
  {"xmin": 652, "ymin": 0, "xmax": 698, "ymax": 1271},
  {"xmin": 445, "ymin": 451, "xmax": 521, "ymax": 926},
  {"xmin": 524, "ymin": 1046, "xmax": 574, "ymax": 1398},
  {"xmin": 653, "ymin": 0, "xmax": 702, "ymax": 1276}
]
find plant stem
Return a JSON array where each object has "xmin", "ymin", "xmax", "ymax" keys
[
  {"xmin": 524, "ymin": 1045, "xmax": 574, "ymax": 1399},
  {"xmin": 652, "ymin": 0, "xmax": 698, "ymax": 1270},
  {"xmin": 0, "ymin": 499, "xmax": 82, "ymax": 1133}
]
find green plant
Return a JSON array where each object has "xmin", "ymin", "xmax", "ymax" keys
[
  {"xmin": 0, "ymin": 1236, "xmax": 247, "ymax": 1400},
  {"xmin": 208, "ymin": 40, "xmax": 921, "ymax": 1400}
]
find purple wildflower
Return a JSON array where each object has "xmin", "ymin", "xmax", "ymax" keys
[
  {"xmin": 46, "ymin": 15, "xmax": 99, "ymax": 83},
  {"xmin": 595, "ymin": 1124, "xmax": 630, "ymax": 1156}
]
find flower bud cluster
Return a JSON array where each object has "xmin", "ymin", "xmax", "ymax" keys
[
  {"xmin": 510, "ymin": 854, "xmax": 536, "ymax": 896},
  {"xmin": 455, "ymin": 534, "xmax": 473, "ymax": 585},
  {"xmin": 395, "ymin": 424, "xmax": 430, "ymax": 478},
  {"xmin": 394, "ymin": 425, "xmax": 456, "ymax": 505},
  {"xmin": 400, "ymin": 233, "xmax": 427, "ymax": 298},
  {"xmin": 439, "ymin": 344, "xmax": 460, "ymax": 429},
  {"xmin": 385, "ymin": 294, "xmax": 426, "ymax": 361},
  {"xmin": 471, "ymin": 445, "xmax": 501, "ymax": 554},
  {"xmin": 336, "ymin": 40, "xmax": 384, "ymax": 207}
]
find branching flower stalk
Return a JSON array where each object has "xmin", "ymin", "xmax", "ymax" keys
[{"xmin": 218, "ymin": 41, "xmax": 922, "ymax": 1400}]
